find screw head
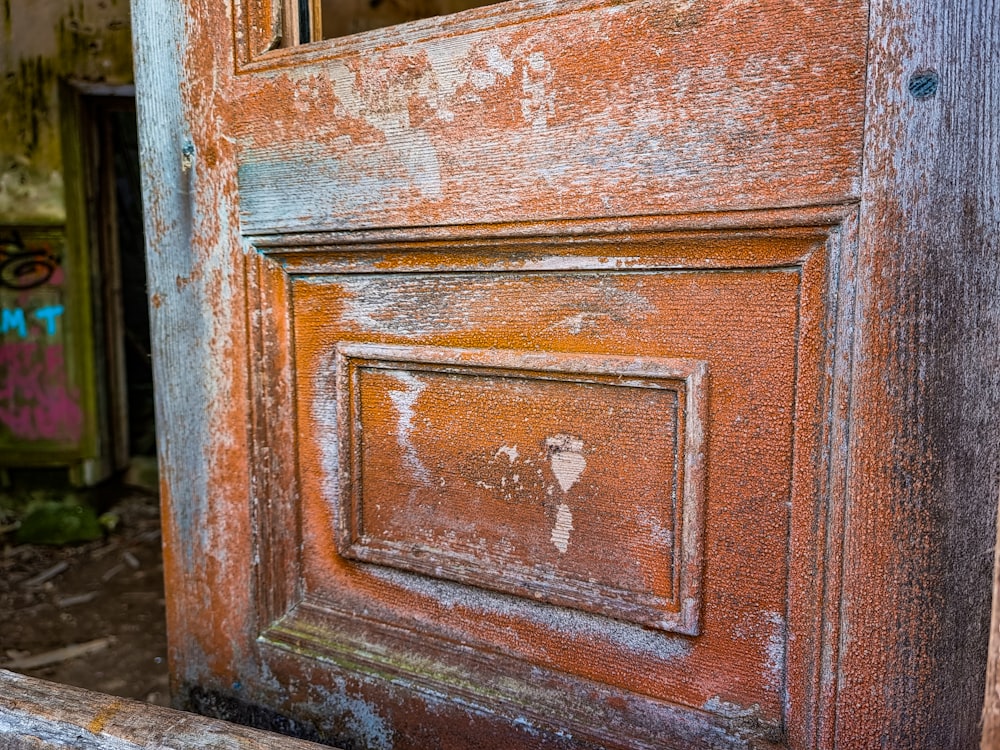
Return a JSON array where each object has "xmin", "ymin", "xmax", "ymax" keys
[{"xmin": 909, "ymin": 70, "xmax": 940, "ymax": 100}]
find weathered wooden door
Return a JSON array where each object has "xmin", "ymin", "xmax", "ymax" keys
[{"xmin": 131, "ymin": 0, "xmax": 999, "ymax": 748}]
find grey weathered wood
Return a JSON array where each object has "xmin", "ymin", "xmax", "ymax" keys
[
  {"xmin": 845, "ymin": 0, "xmax": 1000, "ymax": 747},
  {"xmin": 986, "ymin": 485, "xmax": 1000, "ymax": 748},
  {"xmin": 0, "ymin": 670, "xmax": 332, "ymax": 749}
]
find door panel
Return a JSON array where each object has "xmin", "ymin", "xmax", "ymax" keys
[
  {"xmin": 245, "ymin": 216, "xmax": 852, "ymax": 747},
  {"xmin": 231, "ymin": 0, "xmax": 865, "ymax": 233},
  {"xmin": 334, "ymin": 343, "xmax": 706, "ymax": 635}
]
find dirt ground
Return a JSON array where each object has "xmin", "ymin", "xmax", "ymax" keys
[{"xmin": 0, "ymin": 485, "xmax": 170, "ymax": 706}]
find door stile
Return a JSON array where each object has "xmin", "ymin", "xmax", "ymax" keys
[
  {"xmin": 784, "ymin": 212, "xmax": 860, "ymax": 750},
  {"xmin": 247, "ymin": 250, "xmax": 304, "ymax": 630},
  {"xmin": 132, "ymin": 0, "xmax": 259, "ymax": 698},
  {"xmin": 842, "ymin": 1, "xmax": 1000, "ymax": 746}
]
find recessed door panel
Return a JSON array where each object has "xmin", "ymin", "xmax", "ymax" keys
[
  {"xmin": 336, "ymin": 344, "xmax": 707, "ymax": 634},
  {"xmin": 244, "ymin": 223, "xmax": 843, "ymax": 747}
]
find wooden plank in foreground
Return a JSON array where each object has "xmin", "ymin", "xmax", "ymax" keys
[{"xmin": 0, "ymin": 669, "xmax": 333, "ymax": 749}]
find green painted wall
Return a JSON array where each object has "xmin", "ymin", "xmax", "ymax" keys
[
  {"xmin": 0, "ymin": 0, "xmax": 133, "ymax": 480},
  {"xmin": 0, "ymin": 0, "xmax": 133, "ymax": 223}
]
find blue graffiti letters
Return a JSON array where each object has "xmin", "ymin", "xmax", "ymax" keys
[
  {"xmin": 34, "ymin": 306, "xmax": 64, "ymax": 335},
  {"xmin": 0, "ymin": 306, "xmax": 64, "ymax": 338},
  {"xmin": 1, "ymin": 308, "xmax": 26, "ymax": 337}
]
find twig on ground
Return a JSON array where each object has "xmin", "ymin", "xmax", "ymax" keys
[
  {"xmin": 1, "ymin": 636, "xmax": 116, "ymax": 670},
  {"xmin": 101, "ymin": 563, "xmax": 125, "ymax": 582},
  {"xmin": 55, "ymin": 592, "xmax": 99, "ymax": 608},
  {"xmin": 21, "ymin": 561, "xmax": 68, "ymax": 588}
]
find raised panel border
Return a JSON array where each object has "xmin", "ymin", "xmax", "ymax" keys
[
  {"xmin": 244, "ymin": 206, "xmax": 859, "ymax": 749},
  {"xmin": 335, "ymin": 343, "xmax": 707, "ymax": 635}
]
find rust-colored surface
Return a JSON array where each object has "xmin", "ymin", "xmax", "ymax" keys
[
  {"xmin": 282, "ymin": 230, "xmax": 819, "ymax": 740},
  {"xmin": 231, "ymin": 0, "xmax": 866, "ymax": 233},
  {"xmin": 130, "ymin": 0, "xmax": 998, "ymax": 747},
  {"xmin": 335, "ymin": 344, "xmax": 706, "ymax": 634}
]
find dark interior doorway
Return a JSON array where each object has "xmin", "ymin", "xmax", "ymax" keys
[{"xmin": 87, "ymin": 96, "xmax": 156, "ymax": 475}]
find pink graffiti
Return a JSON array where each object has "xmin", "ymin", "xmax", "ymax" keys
[{"xmin": 0, "ymin": 342, "xmax": 83, "ymax": 443}]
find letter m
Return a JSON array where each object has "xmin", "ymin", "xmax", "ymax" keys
[{"xmin": 1, "ymin": 308, "xmax": 26, "ymax": 338}]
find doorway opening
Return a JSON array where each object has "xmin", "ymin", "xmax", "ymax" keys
[
  {"xmin": 0, "ymin": 94, "xmax": 168, "ymax": 706},
  {"xmin": 86, "ymin": 95, "xmax": 157, "ymax": 483}
]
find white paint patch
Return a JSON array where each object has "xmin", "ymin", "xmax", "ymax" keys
[
  {"xmin": 550, "ymin": 312, "xmax": 604, "ymax": 335},
  {"xmin": 486, "ymin": 45, "xmax": 515, "ymax": 77},
  {"xmin": 303, "ymin": 679, "xmax": 393, "ymax": 750},
  {"xmin": 702, "ymin": 696, "xmax": 763, "ymax": 721},
  {"xmin": 470, "ymin": 68, "xmax": 497, "ymax": 90},
  {"xmin": 765, "ymin": 611, "xmax": 787, "ymax": 692},
  {"xmin": 326, "ymin": 55, "xmax": 445, "ymax": 197},
  {"xmin": 546, "ymin": 434, "xmax": 586, "ymax": 492},
  {"xmin": 387, "ymin": 371, "xmax": 430, "ymax": 483},
  {"xmin": 469, "ymin": 46, "xmax": 514, "ymax": 91},
  {"xmin": 495, "ymin": 445, "xmax": 519, "ymax": 463},
  {"xmin": 402, "ymin": 129, "xmax": 442, "ymax": 200},
  {"xmin": 521, "ymin": 50, "xmax": 555, "ymax": 129},
  {"xmin": 368, "ymin": 565, "xmax": 694, "ymax": 659},
  {"xmin": 551, "ymin": 503, "xmax": 574, "ymax": 553}
]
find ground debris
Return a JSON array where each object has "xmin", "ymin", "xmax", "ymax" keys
[
  {"xmin": 55, "ymin": 591, "xmax": 99, "ymax": 608},
  {"xmin": 21, "ymin": 560, "xmax": 68, "ymax": 588},
  {"xmin": 1, "ymin": 636, "xmax": 116, "ymax": 670},
  {"xmin": 0, "ymin": 487, "xmax": 168, "ymax": 706}
]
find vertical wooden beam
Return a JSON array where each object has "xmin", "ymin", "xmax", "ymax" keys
[
  {"xmin": 132, "ymin": 0, "xmax": 255, "ymax": 703},
  {"xmin": 841, "ymin": 0, "xmax": 1000, "ymax": 746}
]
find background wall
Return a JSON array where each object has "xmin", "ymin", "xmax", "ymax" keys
[
  {"xmin": 1, "ymin": 0, "xmax": 133, "ymax": 222},
  {"xmin": 0, "ymin": 0, "xmax": 134, "ymax": 479}
]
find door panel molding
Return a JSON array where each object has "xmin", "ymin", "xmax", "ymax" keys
[
  {"xmin": 334, "ymin": 343, "xmax": 707, "ymax": 635},
  {"xmin": 245, "ymin": 207, "xmax": 858, "ymax": 748}
]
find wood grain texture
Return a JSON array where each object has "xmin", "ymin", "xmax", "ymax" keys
[
  {"xmin": 841, "ymin": 0, "xmax": 1000, "ymax": 748},
  {"xmin": 987, "ymin": 484, "xmax": 1000, "ymax": 749},
  {"xmin": 132, "ymin": 0, "xmax": 256, "ymax": 704},
  {"xmin": 232, "ymin": 0, "xmax": 866, "ymax": 234},
  {"xmin": 130, "ymin": 0, "xmax": 1000, "ymax": 746},
  {"xmin": 0, "ymin": 670, "xmax": 330, "ymax": 749}
]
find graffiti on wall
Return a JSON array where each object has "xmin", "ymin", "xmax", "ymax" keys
[
  {"xmin": 0, "ymin": 229, "xmax": 82, "ymax": 445},
  {"xmin": 0, "ymin": 231, "xmax": 61, "ymax": 290}
]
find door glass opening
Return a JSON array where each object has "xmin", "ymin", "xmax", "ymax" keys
[{"xmin": 293, "ymin": 0, "xmax": 502, "ymax": 44}]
